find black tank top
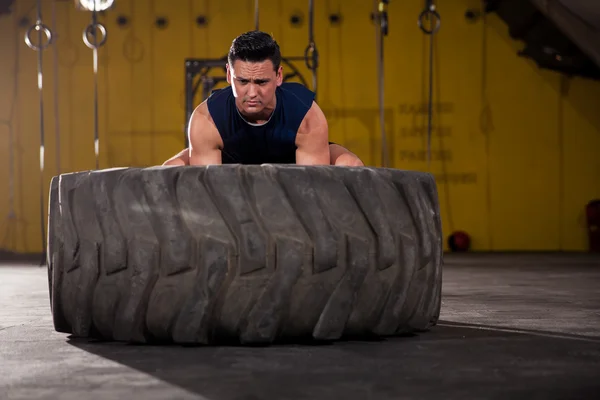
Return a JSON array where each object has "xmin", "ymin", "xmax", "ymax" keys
[{"xmin": 206, "ymin": 82, "xmax": 316, "ymax": 164}]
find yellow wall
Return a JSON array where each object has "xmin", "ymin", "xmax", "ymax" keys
[{"xmin": 0, "ymin": 0, "xmax": 599, "ymax": 253}]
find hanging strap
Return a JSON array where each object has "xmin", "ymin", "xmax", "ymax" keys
[
  {"xmin": 254, "ymin": 0, "xmax": 260, "ymax": 30},
  {"xmin": 376, "ymin": 0, "xmax": 390, "ymax": 167},
  {"xmin": 304, "ymin": 0, "xmax": 319, "ymax": 95},
  {"xmin": 52, "ymin": 0, "xmax": 61, "ymax": 175},
  {"xmin": 25, "ymin": 0, "xmax": 53, "ymax": 260},
  {"xmin": 82, "ymin": 3, "xmax": 108, "ymax": 170},
  {"xmin": 418, "ymin": 0, "xmax": 441, "ymax": 170}
]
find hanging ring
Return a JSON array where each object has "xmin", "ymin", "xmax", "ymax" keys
[
  {"xmin": 25, "ymin": 22, "xmax": 53, "ymax": 51},
  {"xmin": 82, "ymin": 22, "xmax": 107, "ymax": 49},
  {"xmin": 418, "ymin": 6, "xmax": 441, "ymax": 35},
  {"xmin": 304, "ymin": 43, "xmax": 319, "ymax": 70}
]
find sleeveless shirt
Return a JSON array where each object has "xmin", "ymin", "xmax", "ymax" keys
[{"xmin": 206, "ymin": 82, "xmax": 316, "ymax": 164}]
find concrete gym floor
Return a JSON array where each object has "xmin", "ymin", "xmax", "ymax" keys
[{"xmin": 1, "ymin": 253, "xmax": 600, "ymax": 400}]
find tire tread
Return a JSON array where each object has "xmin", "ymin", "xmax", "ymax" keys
[{"xmin": 48, "ymin": 165, "xmax": 443, "ymax": 344}]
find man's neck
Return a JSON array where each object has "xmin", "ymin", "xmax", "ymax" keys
[{"xmin": 237, "ymin": 99, "xmax": 277, "ymax": 125}]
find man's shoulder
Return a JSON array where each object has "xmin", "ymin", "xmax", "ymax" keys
[
  {"xmin": 279, "ymin": 82, "xmax": 315, "ymax": 97},
  {"xmin": 192, "ymin": 101, "xmax": 214, "ymax": 124},
  {"xmin": 278, "ymin": 82, "xmax": 316, "ymax": 108},
  {"xmin": 208, "ymin": 85, "xmax": 233, "ymax": 101},
  {"xmin": 206, "ymin": 85, "xmax": 233, "ymax": 122},
  {"xmin": 280, "ymin": 81, "xmax": 312, "ymax": 91}
]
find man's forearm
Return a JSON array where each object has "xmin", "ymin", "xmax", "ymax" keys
[
  {"xmin": 329, "ymin": 143, "xmax": 364, "ymax": 166},
  {"xmin": 162, "ymin": 147, "xmax": 222, "ymax": 166},
  {"xmin": 189, "ymin": 148, "xmax": 223, "ymax": 166},
  {"xmin": 328, "ymin": 143, "xmax": 347, "ymax": 164},
  {"xmin": 163, "ymin": 143, "xmax": 361, "ymax": 167},
  {"xmin": 296, "ymin": 147, "xmax": 330, "ymax": 165},
  {"xmin": 163, "ymin": 148, "xmax": 222, "ymax": 166},
  {"xmin": 162, "ymin": 148, "xmax": 190, "ymax": 166}
]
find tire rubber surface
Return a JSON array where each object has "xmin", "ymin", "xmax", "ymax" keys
[{"xmin": 47, "ymin": 165, "xmax": 443, "ymax": 345}]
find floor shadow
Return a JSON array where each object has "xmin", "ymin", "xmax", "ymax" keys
[{"xmin": 66, "ymin": 322, "xmax": 600, "ymax": 400}]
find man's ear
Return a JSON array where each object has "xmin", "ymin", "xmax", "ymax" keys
[
  {"xmin": 226, "ymin": 63, "xmax": 231, "ymax": 84},
  {"xmin": 276, "ymin": 65, "xmax": 283, "ymax": 86}
]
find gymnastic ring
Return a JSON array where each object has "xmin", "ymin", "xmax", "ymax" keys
[
  {"xmin": 82, "ymin": 22, "xmax": 107, "ymax": 49},
  {"xmin": 25, "ymin": 23, "xmax": 53, "ymax": 51},
  {"xmin": 304, "ymin": 43, "xmax": 319, "ymax": 70},
  {"xmin": 418, "ymin": 8, "xmax": 441, "ymax": 35}
]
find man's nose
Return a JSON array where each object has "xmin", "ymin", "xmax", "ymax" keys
[{"xmin": 247, "ymin": 83, "xmax": 258, "ymax": 97}]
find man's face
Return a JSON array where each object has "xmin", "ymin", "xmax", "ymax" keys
[{"xmin": 227, "ymin": 59, "xmax": 283, "ymax": 117}]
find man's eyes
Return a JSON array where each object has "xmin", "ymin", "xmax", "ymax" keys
[{"xmin": 238, "ymin": 80, "xmax": 267, "ymax": 85}]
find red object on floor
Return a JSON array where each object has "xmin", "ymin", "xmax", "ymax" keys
[
  {"xmin": 448, "ymin": 230, "xmax": 471, "ymax": 252},
  {"xmin": 586, "ymin": 200, "xmax": 600, "ymax": 253}
]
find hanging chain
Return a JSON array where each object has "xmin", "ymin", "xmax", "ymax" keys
[{"xmin": 304, "ymin": 0, "xmax": 319, "ymax": 95}]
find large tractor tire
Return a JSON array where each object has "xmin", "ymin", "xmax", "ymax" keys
[{"xmin": 47, "ymin": 165, "xmax": 443, "ymax": 345}]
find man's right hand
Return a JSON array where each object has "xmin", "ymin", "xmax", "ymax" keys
[{"xmin": 187, "ymin": 102, "xmax": 223, "ymax": 166}]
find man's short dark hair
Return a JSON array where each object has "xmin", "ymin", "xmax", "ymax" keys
[{"xmin": 228, "ymin": 30, "xmax": 281, "ymax": 71}]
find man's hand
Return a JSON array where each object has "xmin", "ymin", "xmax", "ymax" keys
[
  {"xmin": 162, "ymin": 142, "xmax": 364, "ymax": 167},
  {"xmin": 295, "ymin": 101, "xmax": 330, "ymax": 165},
  {"xmin": 188, "ymin": 102, "xmax": 223, "ymax": 166},
  {"xmin": 162, "ymin": 148, "xmax": 189, "ymax": 166},
  {"xmin": 329, "ymin": 144, "xmax": 364, "ymax": 166}
]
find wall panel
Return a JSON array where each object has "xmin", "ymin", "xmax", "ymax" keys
[{"xmin": 0, "ymin": 0, "xmax": 598, "ymax": 253}]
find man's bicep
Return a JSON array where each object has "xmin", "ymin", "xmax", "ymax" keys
[
  {"xmin": 189, "ymin": 147, "xmax": 222, "ymax": 165},
  {"xmin": 188, "ymin": 111, "xmax": 223, "ymax": 166},
  {"xmin": 296, "ymin": 132, "xmax": 330, "ymax": 165},
  {"xmin": 162, "ymin": 148, "xmax": 189, "ymax": 166},
  {"xmin": 295, "ymin": 102, "xmax": 330, "ymax": 165}
]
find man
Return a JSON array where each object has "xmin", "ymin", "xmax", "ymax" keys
[{"xmin": 162, "ymin": 30, "xmax": 363, "ymax": 167}]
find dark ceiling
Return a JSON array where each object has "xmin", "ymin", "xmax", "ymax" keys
[
  {"xmin": 557, "ymin": 0, "xmax": 600, "ymax": 30},
  {"xmin": 484, "ymin": 0, "xmax": 600, "ymax": 80},
  {"xmin": 0, "ymin": 0, "xmax": 14, "ymax": 15}
]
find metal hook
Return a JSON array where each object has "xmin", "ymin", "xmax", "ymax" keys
[
  {"xmin": 304, "ymin": 42, "xmax": 319, "ymax": 71},
  {"xmin": 418, "ymin": 2, "xmax": 441, "ymax": 35},
  {"xmin": 82, "ymin": 22, "xmax": 108, "ymax": 49},
  {"xmin": 25, "ymin": 22, "xmax": 53, "ymax": 51}
]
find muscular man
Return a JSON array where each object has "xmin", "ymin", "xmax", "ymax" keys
[{"xmin": 163, "ymin": 30, "xmax": 363, "ymax": 167}]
